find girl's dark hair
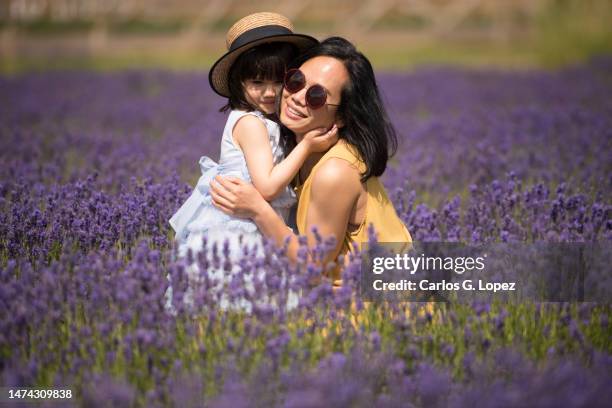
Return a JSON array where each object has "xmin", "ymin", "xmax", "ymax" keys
[
  {"xmin": 283, "ymin": 36, "xmax": 398, "ymax": 182},
  {"xmin": 220, "ymin": 42, "xmax": 297, "ymax": 113}
]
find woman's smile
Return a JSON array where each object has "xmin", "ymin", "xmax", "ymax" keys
[{"xmin": 285, "ymin": 102, "xmax": 308, "ymax": 120}]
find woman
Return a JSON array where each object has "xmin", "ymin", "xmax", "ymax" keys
[{"xmin": 211, "ymin": 37, "xmax": 412, "ymax": 285}]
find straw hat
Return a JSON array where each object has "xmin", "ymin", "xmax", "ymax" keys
[{"xmin": 208, "ymin": 12, "xmax": 318, "ymax": 97}]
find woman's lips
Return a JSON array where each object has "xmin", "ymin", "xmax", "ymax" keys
[{"xmin": 285, "ymin": 104, "xmax": 307, "ymax": 120}]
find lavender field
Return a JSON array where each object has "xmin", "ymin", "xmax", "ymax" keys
[{"xmin": 1, "ymin": 57, "xmax": 611, "ymax": 407}]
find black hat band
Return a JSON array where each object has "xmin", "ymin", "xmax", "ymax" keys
[{"xmin": 229, "ymin": 25, "xmax": 294, "ymax": 51}]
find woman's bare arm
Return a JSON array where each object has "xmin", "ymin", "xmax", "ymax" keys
[{"xmin": 300, "ymin": 158, "xmax": 361, "ymax": 261}]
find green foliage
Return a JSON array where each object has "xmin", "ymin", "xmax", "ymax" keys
[
  {"xmin": 110, "ymin": 19, "xmax": 186, "ymax": 35},
  {"xmin": 16, "ymin": 19, "xmax": 94, "ymax": 35}
]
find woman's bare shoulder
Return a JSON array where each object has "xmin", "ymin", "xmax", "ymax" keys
[{"xmin": 311, "ymin": 157, "xmax": 362, "ymax": 198}]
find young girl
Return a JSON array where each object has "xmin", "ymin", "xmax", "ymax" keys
[{"xmin": 166, "ymin": 13, "xmax": 335, "ymax": 311}]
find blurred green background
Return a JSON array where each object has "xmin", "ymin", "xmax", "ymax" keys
[{"xmin": 1, "ymin": 0, "xmax": 611, "ymax": 73}]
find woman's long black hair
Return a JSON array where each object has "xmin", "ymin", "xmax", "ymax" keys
[{"xmin": 281, "ymin": 36, "xmax": 398, "ymax": 182}]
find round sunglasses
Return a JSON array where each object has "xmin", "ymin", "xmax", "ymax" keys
[{"xmin": 283, "ymin": 68, "xmax": 340, "ymax": 110}]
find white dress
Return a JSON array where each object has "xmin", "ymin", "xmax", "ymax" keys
[{"xmin": 165, "ymin": 110, "xmax": 296, "ymax": 313}]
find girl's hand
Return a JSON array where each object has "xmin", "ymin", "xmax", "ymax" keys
[
  {"xmin": 301, "ymin": 124, "xmax": 339, "ymax": 153},
  {"xmin": 210, "ymin": 175, "xmax": 267, "ymax": 219}
]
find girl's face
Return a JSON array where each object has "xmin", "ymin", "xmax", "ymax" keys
[
  {"xmin": 280, "ymin": 56, "xmax": 349, "ymax": 138},
  {"xmin": 242, "ymin": 79, "xmax": 282, "ymax": 114}
]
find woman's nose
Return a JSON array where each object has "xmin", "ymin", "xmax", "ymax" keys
[{"xmin": 290, "ymin": 87, "xmax": 307, "ymax": 107}]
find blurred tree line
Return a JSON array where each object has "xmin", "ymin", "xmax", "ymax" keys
[{"xmin": 1, "ymin": 0, "xmax": 611, "ymax": 71}]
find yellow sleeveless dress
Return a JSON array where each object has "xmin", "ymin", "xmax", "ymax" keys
[{"xmin": 295, "ymin": 140, "xmax": 412, "ymax": 282}]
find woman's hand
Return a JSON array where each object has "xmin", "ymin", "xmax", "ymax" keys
[
  {"xmin": 210, "ymin": 175, "xmax": 267, "ymax": 219},
  {"xmin": 301, "ymin": 124, "xmax": 338, "ymax": 153}
]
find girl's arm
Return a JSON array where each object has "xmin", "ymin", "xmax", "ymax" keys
[
  {"xmin": 233, "ymin": 115, "xmax": 337, "ymax": 201},
  {"xmin": 210, "ymin": 157, "xmax": 361, "ymax": 264}
]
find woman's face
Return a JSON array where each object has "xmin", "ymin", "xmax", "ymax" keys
[{"xmin": 280, "ymin": 56, "xmax": 349, "ymax": 138}]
